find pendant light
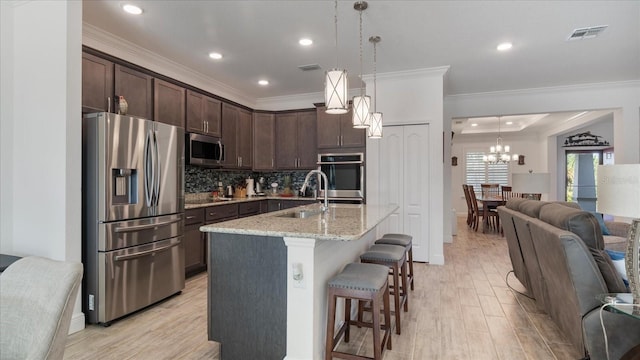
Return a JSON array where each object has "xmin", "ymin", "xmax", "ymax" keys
[
  {"xmin": 368, "ymin": 35, "xmax": 382, "ymax": 139},
  {"xmin": 325, "ymin": 0, "xmax": 349, "ymax": 114},
  {"xmin": 483, "ymin": 116, "xmax": 517, "ymax": 163},
  {"xmin": 352, "ymin": 1, "xmax": 370, "ymax": 128}
]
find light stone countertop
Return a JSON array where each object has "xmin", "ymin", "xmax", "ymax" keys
[
  {"xmin": 184, "ymin": 194, "xmax": 316, "ymax": 209},
  {"xmin": 200, "ymin": 203, "xmax": 398, "ymax": 241}
]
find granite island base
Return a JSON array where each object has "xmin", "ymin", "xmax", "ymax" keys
[{"xmin": 201, "ymin": 204, "xmax": 397, "ymax": 360}]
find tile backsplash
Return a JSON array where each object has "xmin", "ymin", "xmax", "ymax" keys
[{"xmin": 185, "ymin": 165, "xmax": 317, "ymax": 194}]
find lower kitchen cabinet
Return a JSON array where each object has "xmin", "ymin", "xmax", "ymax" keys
[
  {"xmin": 267, "ymin": 199, "xmax": 315, "ymax": 212},
  {"xmin": 184, "ymin": 209, "xmax": 206, "ymax": 277}
]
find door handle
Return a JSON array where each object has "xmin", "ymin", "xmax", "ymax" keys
[
  {"xmin": 186, "ymin": 215, "xmax": 197, "ymax": 220},
  {"xmin": 114, "ymin": 217, "xmax": 182, "ymax": 233},
  {"xmin": 114, "ymin": 239, "xmax": 181, "ymax": 261}
]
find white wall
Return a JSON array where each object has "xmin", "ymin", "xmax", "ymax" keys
[
  {"xmin": 1, "ymin": 0, "xmax": 84, "ymax": 333},
  {"xmin": 365, "ymin": 67, "xmax": 449, "ymax": 265},
  {"xmin": 451, "ymin": 134, "xmax": 546, "ymax": 215}
]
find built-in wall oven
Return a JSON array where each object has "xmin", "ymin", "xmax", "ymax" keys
[{"xmin": 317, "ymin": 153, "xmax": 364, "ymax": 203}]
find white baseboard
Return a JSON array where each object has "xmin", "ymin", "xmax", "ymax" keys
[
  {"xmin": 68, "ymin": 312, "xmax": 85, "ymax": 334},
  {"xmin": 430, "ymin": 253, "xmax": 445, "ymax": 265}
]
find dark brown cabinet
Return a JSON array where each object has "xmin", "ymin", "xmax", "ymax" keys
[
  {"xmin": 253, "ymin": 113, "xmax": 276, "ymax": 170},
  {"xmin": 82, "ymin": 52, "xmax": 113, "ymax": 113},
  {"xmin": 114, "ymin": 64, "xmax": 153, "ymax": 120},
  {"xmin": 205, "ymin": 203, "xmax": 239, "ymax": 223},
  {"xmin": 154, "ymin": 79, "xmax": 185, "ymax": 127},
  {"xmin": 238, "ymin": 201, "xmax": 261, "ymax": 217},
  {"xmin": 316, "ymin": 106, "xmax": 366, "ymax": 149},
  {"xmin": 221, "ymin": 103, "xmax": 252, "ymax": 169},
  {"xmin": 184, "ymin": 209, "xmax": 206, "ymax": 277},
  {"xmin": 186, "ymin": 90, "xmax": 221, "ymax": 137},
  {"xmin": 275, "ymin": 111, "xmax": 317, "ymax": 170}
]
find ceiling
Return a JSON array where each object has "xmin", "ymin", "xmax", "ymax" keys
[{"xmin": 82, "ymin": 1, "xmax": 640, "ymax": 102}]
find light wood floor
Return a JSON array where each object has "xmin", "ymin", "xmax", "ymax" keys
[{"xmin": 64, "ymin": 217, "xmax": 581, "ymax": 360}]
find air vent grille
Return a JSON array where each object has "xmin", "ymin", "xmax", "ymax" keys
[
  {"xmin": 298, "ymin": 64, "xmax": 321, "ymax": 71},
  {"xmin": 568, "ymin": 25, "xmax": 608, "ymax": 40}
]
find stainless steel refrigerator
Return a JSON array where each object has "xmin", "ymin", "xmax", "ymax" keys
[{"xmin": 82, "ymin": 112, "xmax": 185, "ymax": 325}]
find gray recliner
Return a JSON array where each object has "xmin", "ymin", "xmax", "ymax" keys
[{"xmin": 0, "ymin": 256, "xmax": 83, "ymax": 360}]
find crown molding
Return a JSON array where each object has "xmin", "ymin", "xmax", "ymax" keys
[
  {"xmin": 447, "ymin": 80, "xmax": 640, "ymax": 100},
  {"xmin": 362, "ymin": 66, "xmax": 450, "ymax": 82},
  {"xmin": 82, "ymin": 23, "xmax": 256, "ymax": 108}
]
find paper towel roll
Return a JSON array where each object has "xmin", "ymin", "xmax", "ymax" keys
[{"xmin": 246, "ymin": 178, "xmax": 255, "ymax": 196}]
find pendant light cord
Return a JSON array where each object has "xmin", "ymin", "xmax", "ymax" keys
[
  {"xmin": 358, "ymin": 3, "xmax": 364, "ymax": 96},
  {"xmin": 334, "ymin": 0, "xmax": 339, "ymax": 67},
  {"xmin": 373, "ymin": 38, "xmax": 377, "ymax": 111}
]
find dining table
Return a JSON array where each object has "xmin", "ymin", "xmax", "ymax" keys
[{"xmin": 476, "ymin": 195, "xmax": 507, "ymax": 233}]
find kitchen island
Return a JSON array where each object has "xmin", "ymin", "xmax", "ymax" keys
[{"xmin": 201, "ymin": 203, "xmax": 397, "ymax": 360}]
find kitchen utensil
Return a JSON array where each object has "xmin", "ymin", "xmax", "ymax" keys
[{"xmin": 226, "ymin": 185, "xmax": 234, "ymax": 197}]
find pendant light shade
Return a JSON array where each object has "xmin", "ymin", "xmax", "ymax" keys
[
  {"xmin": 352, "ymin": 1, "xmax": 370, "ymax": 128},
  {"xmin": 368, "ymin": 35, "xmax": 382, "ymax": 139},
  {"xmin": 369, "ymin": 111, "xmax": 383, "ymax": 138},
  {"xmin": 325, "ymin": 0, "xmax": 349, "ymax": 114},
  {"xmin": 325, "ymin": 69, "xmax": 349, "ymax": 114},
  {"xmin": 352, "ymin": 95, "xmax": 371, "ymax": 128}
]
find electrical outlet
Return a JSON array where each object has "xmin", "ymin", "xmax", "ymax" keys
[
  {"xmin": 292, "ymin": 263, "xmax": 305, "ymax": 289},
  {"xmin": 88, "ymin": 294, "xmax": 94, "ymax": 311}
]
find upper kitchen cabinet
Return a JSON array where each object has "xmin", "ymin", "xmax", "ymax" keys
[
  {"xmin": 253, "ymin": 113, "xmax": 275, "ymax": 171},
  {"xmin": 114, "ymin": 64, "xmax": 153, "ymax": 120},
  {"xmin": 275, "ymin": 111, "xmax": 317, "ymax": 170},
  {"xmin": 154, "ymin": 79, "xmax": 185, "ymax": 127},
  {"xmin": 316, "ymin": 106, "xmax": 366, "ymax": 149},
  {"xmin": 186, "ymin": 90, "xmax": 221, "ymax": 137},
  {"xmin": 221, "ymin": 103, "xmax": 252, "ymax": 169},
  {"xmin": 82, "ymin": 52, "xmax": 113, "ymax": 113}
]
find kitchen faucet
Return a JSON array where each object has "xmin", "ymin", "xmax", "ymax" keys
[{"xmin": 300, "ymin": 169, "xmax": 329, "ymax": 213}]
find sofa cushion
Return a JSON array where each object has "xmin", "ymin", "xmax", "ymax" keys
[
  {"xmin": 539, "ymin": 203, "xmax": 604, "ymax": 249},
  {"xmin": 590, "ymin": 248, "xmax": 628, "ymax": 293},
  {"xmin": 589, "ymin": 212, "xmax": 610, "ymax": 235},
  {"xmin": 603, "ymin": 235, "xmax": 627, "ymax": 252},
  {"xmin": 552, "ymin": 201, "xmax": 581, "ymax": 209},
  {"xmin": 505, "ymin": 197, "xmax": 527, "ymax": 210},
  {"xmin": 519, "ymin": 200, "xmax": 548, "ymax": 218}
]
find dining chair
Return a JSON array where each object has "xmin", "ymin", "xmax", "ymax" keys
[
  {"xmin": 521, "ymin": 193, "xmax": 542, "ymax": 200},
  {"xmin": 480, "ymin": 183, "xmax": 500, "ymax": 198},
  {"xmin": 501, "ymin": 185, "xmax": 513, "ymax": 200},
  {"xmin": 469, "ymin": 186, "xmax": 499, "ymax": 231},
  {"xmin": 462, "ymin": 184, "xmax": 474, "ymax": 227}
]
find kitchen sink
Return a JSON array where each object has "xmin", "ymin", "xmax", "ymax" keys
[{"xmin": 276, "ymin": 209, "xmax": 321, "ymax": 219}]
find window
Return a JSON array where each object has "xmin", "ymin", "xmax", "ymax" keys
[{"xmin": 465, "ymin": 151, "xmax": 510, "ymax": 193}]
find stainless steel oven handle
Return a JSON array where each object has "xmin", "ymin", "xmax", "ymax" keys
[
  {"xmin": 317, "ymin": 161, "xmax": 364, "ymax": 165},
  {"xmin": 114, "ymin": 240, "xmax": 181, "ymax": 261},
  {"xmin": 114, "ymin": 218, "xmax": 182, "ymax": 233}
]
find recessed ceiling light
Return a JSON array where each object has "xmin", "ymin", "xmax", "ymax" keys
[
  {"xmin": 122, "ymin": 4, "xmax": 143, "ymax": 15},
  {"xmin": 299, "ymin": 38, "xmax": 313, "ymax": 46},
  {"xmin": 471, "ymin": 123, "xmax": 478, "ymax": 127},
  {"xmin": 505, "ymin": 121, "xmax": 513, "ymax": 125},
  {"xmin": 497, "ymin": 42, "xmax": 513, "ymax": 51},
  {"xmin": 208, "ymin": 52, "xmax": 223, "ymax": 60},
  {"xmin": 258, "ymin": 80, "xmax": 269, "ymax": 86}
]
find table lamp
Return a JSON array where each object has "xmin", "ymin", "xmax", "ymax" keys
[
  {"xmin": 512, "ymin": 171, "xmax": 550, "ymax": 200},
  {"xmin": 597, "ymin": 164, "xmax": 640, "ymax": 303}
]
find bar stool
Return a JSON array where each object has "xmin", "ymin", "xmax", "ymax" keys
[
  {"xmin": 359, "ymin": 244, "xmax": 408, "ymax": 335},
  {"xmin": 375, "ymin": 233, "xmax": 415, "ymax": 291},
  {"xmin": 325, "ymin": 263, "xmax": 392, "ymax": 360}
]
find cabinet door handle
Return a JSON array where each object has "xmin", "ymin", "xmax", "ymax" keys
[
  {"xmin": 107, "ymin": 97, "xmax": 111, "ymax": 113},
  {"xmin": 186, "ymin": 215, "xmax": 197, "ymax": 220},
  {"xmin": 271, "ymin": 158, "xmax": 274, "ymax": 168},
  {"xmin": 337, "ymin": 135, "xmax": 340, "ymax": 146}
]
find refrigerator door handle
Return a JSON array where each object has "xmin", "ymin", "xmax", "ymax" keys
[
  {"xmin": 153, "ymin": 130, "xmax": 161, "ymax": 207},
  {"xmin": 113, "ymin": 239, "xmax": 181, "ymax": 261},
  {"xmin": 144, "ymin": 130, "xmax": 154, "ymax": 207},
  {"xmin": 113, "ymin": 218, "xmax": 182, "ymax": 233}
]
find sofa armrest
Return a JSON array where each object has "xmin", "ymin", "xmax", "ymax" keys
[{"xmin": 605, "ymin": 221, "xmax": 630, "ymax": 238}]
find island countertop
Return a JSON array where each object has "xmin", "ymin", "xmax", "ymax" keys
[{"xmin": 200, "ymin": 203, "xmax": 398, "ymax": 241}]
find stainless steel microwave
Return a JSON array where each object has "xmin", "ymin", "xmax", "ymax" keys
[{"xmin": 186, "ymin": 133, "xmax": 224, "ymax": 167}]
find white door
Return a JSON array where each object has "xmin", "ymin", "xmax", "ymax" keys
[{"xmin": 379, "ymin": 125, "xmax": 430, "ymax": 262}]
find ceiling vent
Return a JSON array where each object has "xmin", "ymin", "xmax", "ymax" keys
[
  {"xmin": 567, "ymin": 25, "xmax": 608, "ymax": 40},
  {"xmin": 298, "ymin": 64, "xmax": 321, "ymax": 71}
]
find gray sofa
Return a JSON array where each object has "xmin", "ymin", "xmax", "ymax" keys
[{"xmin": 498, "ymin": 199, "xmax": 640, "ymax": 360}]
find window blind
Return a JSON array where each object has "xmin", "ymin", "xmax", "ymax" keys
[{"xmin": 465, "ymin": 151, "xmax": 510, "ymax": 193}]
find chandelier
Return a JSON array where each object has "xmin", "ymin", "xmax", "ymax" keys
[{"xmin": 483, "ymin": 117, "xmax": 517, "ymax": 163}]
